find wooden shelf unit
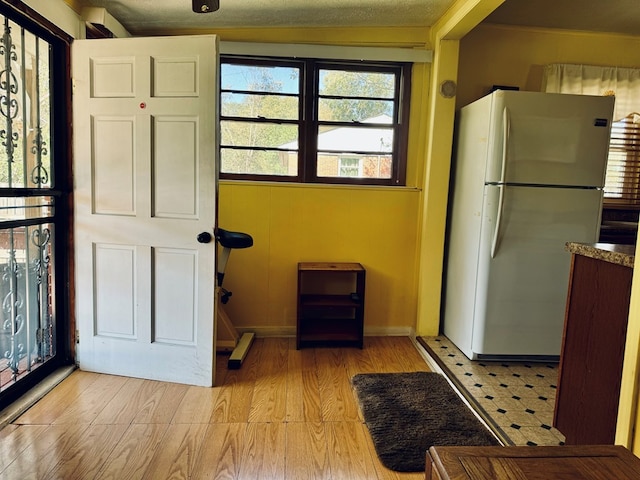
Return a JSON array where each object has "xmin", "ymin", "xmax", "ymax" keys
[{"xmin": 296, "ymin": 262, "xmax": 365, "ymax": 349}]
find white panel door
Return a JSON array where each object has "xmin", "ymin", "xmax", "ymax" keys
[{"xmin": 72, "ymin": 36, "xmax": 219, "ymax": 386}]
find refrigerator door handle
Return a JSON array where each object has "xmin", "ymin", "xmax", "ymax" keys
[
  {"xmin": 498, "ymin": 107, "xmax": 510, "ymax": 183},
  {"xmin": 491, "ymin": 109, "xmax": 510, "ymax": 258},
  {"xmin": 491, "ymin": 184, "xmax": 505, "ymax": 258}
]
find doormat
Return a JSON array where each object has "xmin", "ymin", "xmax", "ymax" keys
[{"xmin": 351, "ymin": 371, "xmax": 500, "ymax": 472}]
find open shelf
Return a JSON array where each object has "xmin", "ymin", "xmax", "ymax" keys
[{"xmin": 297, "ymin": 262, "xmax": 365, "ymax": 349}]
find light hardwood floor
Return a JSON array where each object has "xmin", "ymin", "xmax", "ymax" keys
[{"xmin": 0, "ymin": 336, "xmax": 432, "ymax": 479}]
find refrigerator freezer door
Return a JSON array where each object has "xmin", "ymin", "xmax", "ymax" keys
[
  {"xmin": 484, "ymin": 91, "xmax": 614, "ymax": 188},
  {"xmin": 471, "ymin": 184, "xmax": 603, "ymax": 358}
]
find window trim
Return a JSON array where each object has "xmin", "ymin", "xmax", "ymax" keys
[{"xmin": 219, "ymin": 54, "xmax": 411, "ymax": 186}]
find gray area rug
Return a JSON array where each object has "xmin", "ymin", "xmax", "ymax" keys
[{"xmin": 351, "ymin": 371, "xmax": 500, "ymax": 472}]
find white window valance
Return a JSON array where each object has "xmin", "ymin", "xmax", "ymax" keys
[{"xmin": 542, "ymin": 63, "xmax": 640, "ymax": 121}]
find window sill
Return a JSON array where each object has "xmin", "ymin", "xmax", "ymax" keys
[{"xmin": 219, "ymin": 178, "xmax": 422, "ymax": 192}]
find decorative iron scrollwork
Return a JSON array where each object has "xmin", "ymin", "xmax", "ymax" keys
[
  {"xmin": 31, "ymin": 127, "xmax": 49, "ymax": 185},
  {"xmin": 0, "ymin": 19, "xmax": 18, "ymax": 166}
]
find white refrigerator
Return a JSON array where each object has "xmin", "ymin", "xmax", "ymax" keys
[{"xmin": 443, "ymin": 90, "xmax": 614, "ymax": 361}]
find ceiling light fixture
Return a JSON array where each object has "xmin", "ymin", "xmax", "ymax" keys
[{"xmin": 192, "ymin": 0, "xmax": 219, "ymax": 13}]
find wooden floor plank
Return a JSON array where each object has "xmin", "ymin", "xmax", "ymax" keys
[
  {"xmin": 379, "ymin": 336, "xmax": 431, "ymax": 372},
  {"xmin": 326, "ymin": 421, "xmax": 379, "ymax": 480},
  {"xmin": 0, "ymin": 424, "xmax": 48, "ymax": 472},
  {"xmin": 171, "ymin": 384, "xmax": 221, "ymax": 424},
  {"xmin": 285, "ymin": 421, "xmax": 331, "ymax": 480},
  {"xmin": 132, "ymin": 381, "xmax": 189, "ymax": 424},
  {"xmin": 93, "ymin": 378, "xmax": 168, "ymax": 425},
  {"xmin": 142, "ymin": 423, "xmax": 208, "ymax": 480},
  {"xmin": 316, "ymin": 348, "xmax": 361, "ymax": 422},
  {"xmin": 191, "ymin": 423, "xmax": 246, "ymax": 480},
  {"xmin": 344, "ymin": 338, "xmax": 379, "ymax": 377},
  {"xmin": 52, "ymin": 373, "xmax": 131, "ymax": 425},
  {"xmin": 239, "ymin": 422, "xmax": 286, "ymax": 479},
  {"xmin": 210, "ymin": 338, "xmax": 261, "ymax": 423},
  {"xmin": 4, "ymin": 337, "xmax": 434, "ymax": 480},
  {"xmin": 48, "ymin": 423, "xmax": 129, "ymax": 479},
  {"xmin": 0, "ymin": 424, "xmax": 89, "ymax": 479},
  {"xmin": 286, "ymin": 338, "xmax": 322, "ymax": 423},
  {"xmin": 248, "ymin": 337, "xmax": 288, "ymax": 423},
  {"xmin": 367, "ymin": 336, "xmax": 413, "ymax": 372},
  {"xmin": 94, "ymin": 423, "xmax": 169, "ymax": 480},
  {"xmin": 13, "ymin": 370, "xmax": 104, "ymax": 425}
]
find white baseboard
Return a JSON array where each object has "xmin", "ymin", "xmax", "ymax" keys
[{"xmin": 233, "ymin": 325, "xmax": 416, "ymax": 338}]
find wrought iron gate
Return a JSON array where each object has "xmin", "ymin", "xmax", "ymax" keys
[{"xmin": 0, "ymin": 5, "xmax": 70, "ymax": 405}]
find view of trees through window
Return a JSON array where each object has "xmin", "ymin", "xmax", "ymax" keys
[
  {"xmin": 220, "ymin": 62, "xmax": 299, "ymax": 176},
  {"xmin": 220, "ymin": 56, "xmax": 409, "ymax": 185}
]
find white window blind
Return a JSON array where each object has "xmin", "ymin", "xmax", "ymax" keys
[{"xmin": 605, "ymin": 114, "xmax": 640, "ymax": 204}]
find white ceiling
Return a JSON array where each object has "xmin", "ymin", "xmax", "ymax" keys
[{"xmin": 78, "ymin": 0, "xmax": 640, "ymax": 37}]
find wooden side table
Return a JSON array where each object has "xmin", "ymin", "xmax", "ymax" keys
[
  {"xmin": 296, "ymin": 262, "xmax": 365, "ymax": 349},
  {"xmin": 427, "ymin": 445, "xmax": 640, "ymax": 480}
]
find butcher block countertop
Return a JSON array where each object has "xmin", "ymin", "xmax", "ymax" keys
[
  {"xmin": 426, "ymin": 445, "xmax": 640, "ymax": 479},
  {"xmin": 566, "ymin": 242, "xmax": 635, "ymax": 268}
]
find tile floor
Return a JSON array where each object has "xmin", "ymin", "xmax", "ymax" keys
[{"xmin": 419, "ymin": 335, "xmax": 566, "ymax": 447}]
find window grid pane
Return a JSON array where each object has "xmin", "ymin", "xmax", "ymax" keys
[
  {"xmin": 221, "ymin": 148, "xmax": 297, "ymax": 176},
  {"xmin": 221, "ymin": 92, "xmax": 299, "ymax": 120}
]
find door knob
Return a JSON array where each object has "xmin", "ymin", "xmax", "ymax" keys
[{"xmin": 197, "ymin": 231, "xmax": 212, "ymax": 243}]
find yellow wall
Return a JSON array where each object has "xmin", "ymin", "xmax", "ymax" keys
[
  {"xmin": 458, "ymin": 22, "xmax": 640, "ymax": 452},
  {"xmin": 219, "ymin": 183, "xmax": 421, "ymax": 335},
  {"xmin": 458, "ymin": 23, "xmax": 640, "ymax": 107},
  {"xmin": 212, "ymin": 27, "xmax": 431, "ymax": 336}
]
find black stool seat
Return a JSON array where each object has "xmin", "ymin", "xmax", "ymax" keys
[{"xmin": 216, "ymin": 228, "xmax": 253, "ymax": 249}]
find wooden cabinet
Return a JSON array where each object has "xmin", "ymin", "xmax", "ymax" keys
[
  {"xmin": 296, "ymin": 262, "xmax": 365, "ymax": 349},
  {"xmin": 426, "ymin": 445, "xmax": 640, "ymax": 480},
  {"xmin": 554, "ymin": 243, "xmax": 634, "ymax": 445}
]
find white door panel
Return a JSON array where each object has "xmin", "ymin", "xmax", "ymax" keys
[
  {"xmin": 73, "ymin": 36, "xmax": 219, "ymax": 386},
  {"xmin": 473, "ymin": 185, "xmax": 602, "ymax": 357}
]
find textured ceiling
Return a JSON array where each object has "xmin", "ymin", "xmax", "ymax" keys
[
  {"xmin": 79, "ymin": 0, "xmax": 454, "ymax": 33},
  {"xmin": 77, "ymin": 0, "xmax": 640, "ymax": 37}
]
